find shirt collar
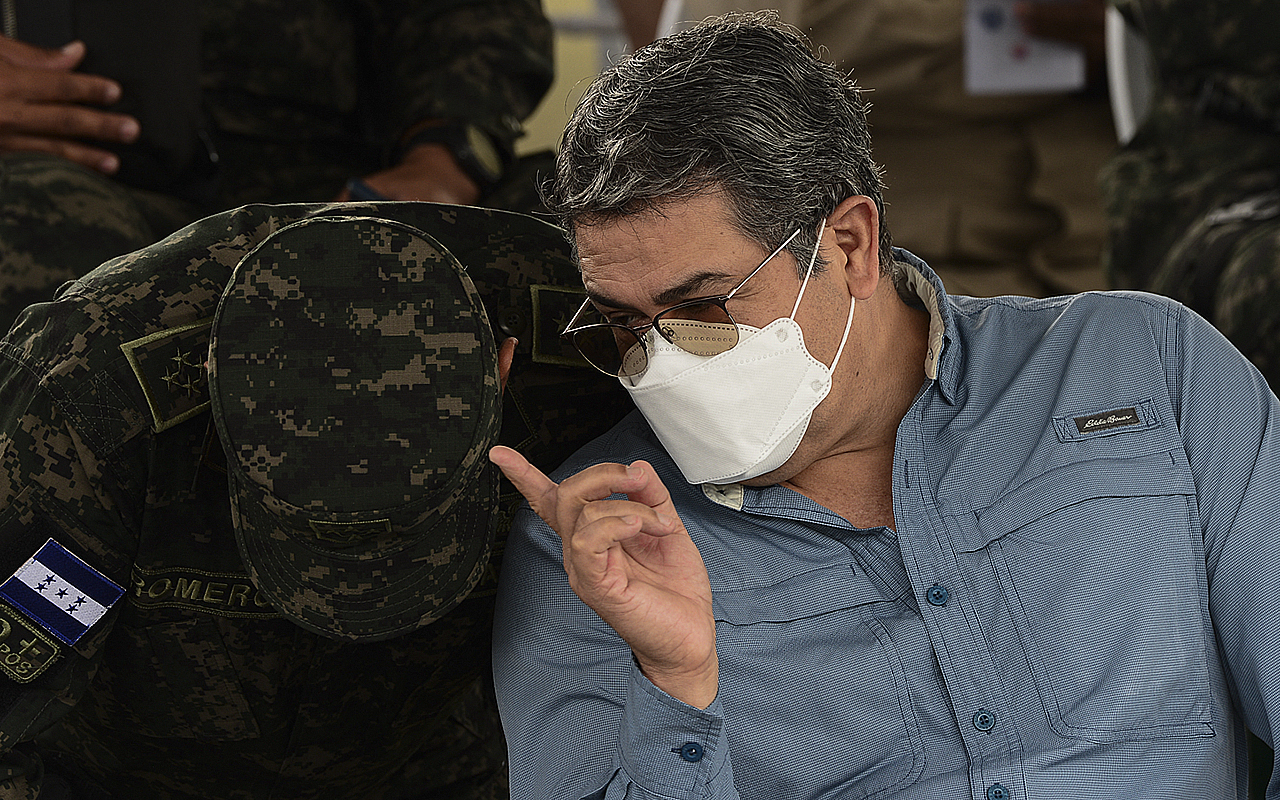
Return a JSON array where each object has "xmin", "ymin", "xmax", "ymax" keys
[{"xmin": 891, "ymin": 248, "xmax": 961, "ymax": 405}]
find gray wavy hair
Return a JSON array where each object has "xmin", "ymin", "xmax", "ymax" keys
[{"xmin": 543, "ymin": 11, "xmax": 894, "ymax": 276}]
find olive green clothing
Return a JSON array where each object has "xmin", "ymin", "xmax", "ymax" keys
[
  {"xmin": 0, "ymin": 202, "xmax": 633, "ymax": 799},
  {"xmin": 193, "ymin": 0, "xmax": 553, "ymax": 207},
  {"xmin": 674, "ymin": 0, "xmax": 1116, "ymax": 297},
  {"xmin": 1101, "ymin": 0, "xmax": 1280, "ymax": 387},
  {"xmin": 0, "ymin": 154, "xmax": 199, "ymax": 342},
  {"xmin": 0, "ymin": 0, "xmax": 554, "ymax": 334}
]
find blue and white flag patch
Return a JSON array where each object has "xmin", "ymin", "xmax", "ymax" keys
[{"xmin": 0, "ymin": 539, "xmax": 124, "ymax": 646}]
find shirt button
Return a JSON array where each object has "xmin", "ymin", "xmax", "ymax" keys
[
  {"xmin": 672, "ymin": 742, "xmax": 704, "ymax": 763},
  {"xmin": 926, "ymin": 584, "xmax": 949, "ymax": 606},
  {"xmin": 972, "ymin": 709, "xmax": 995, "ymax": 731},
  {"xmin": 987, "ymin": 783, "xmax": 1010, "ymax": 800},
  {"xmin": 497, "ymin": 306, "xmax": 528, "ymax": 338}
]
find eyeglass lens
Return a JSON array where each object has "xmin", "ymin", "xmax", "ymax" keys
[
  {"xmin": 571, "ymin": 299, "xmax": 740, "ymax": 377},
  {"xmin": 571, "ymin": 323, "xmax": 641, "ymax": 377},
  {"xmin": 653, "ymin": 302, "xmax": 738, "ymax": 356},
  {"xmin": 567, "ymin": 225, "xmax": 803, "ymax": 377}
]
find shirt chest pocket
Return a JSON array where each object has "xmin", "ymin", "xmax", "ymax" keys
[
  {"xmin": 962, "ymin": 449, "xmax": 1214, "ymax": 742},
  {"xmin": 713, "ymin": 566, "xmax": 927, "ymax": 799}
]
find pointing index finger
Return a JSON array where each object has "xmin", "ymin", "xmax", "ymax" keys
[{"xmin": 489, "ymin": 445, "xmax": 557, "ymax": 514}]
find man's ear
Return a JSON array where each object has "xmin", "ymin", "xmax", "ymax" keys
[
  {"xmin": 827, "ymin": 195, "xmax": 880, "ymax": 300},
  {"xmin": 498, "ymin": 337, "xmax": 517, "ymax": 392}
]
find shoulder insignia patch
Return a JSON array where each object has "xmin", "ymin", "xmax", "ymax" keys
[
  {"xmin": 0, "ymin": 539, "xmax": 125, "ymax": 647},
  {"xmin": 529, "ymin": 285, "xmax": 589, "ymax": 367},
  {"xmin": 120, "ymin": 318, "xmax": 213, "ymax": 432},
  {"xmin": 0, "ymin": 602, "xmax": 60, "ymax": 683}
]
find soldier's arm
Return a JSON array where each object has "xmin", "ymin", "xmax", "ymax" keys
[
  {"xmin": 0, "ymin": 354, "xmax": 134, "ymax": 798},
  {"xmin": 341, "ymin": 0, "xmax": 554, "ymax": 202}
]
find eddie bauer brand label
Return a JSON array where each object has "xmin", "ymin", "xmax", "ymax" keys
[{"xmin": 1074, "ymin": 407, "xmax": 1140, "ymax": 434}]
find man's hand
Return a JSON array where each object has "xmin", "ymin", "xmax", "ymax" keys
[
  {"xmin": 334, "ymin": 142, "xmax": 481, "ymax": 205},
  {"xmin": 0, "ymin": 37, "xmax": 140, "ymax": 174},
  {"xmin": 491, "ymin": 446, "xmax": 719, "ymax": 709}
]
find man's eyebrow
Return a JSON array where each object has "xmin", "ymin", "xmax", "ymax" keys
[
  {"xmin": 651, "ymin": 270, "xmax": 737, "ymax": 307},
  {"xmin": 588, "ymin": 269, "xmax": 738, "ymax": 312}
]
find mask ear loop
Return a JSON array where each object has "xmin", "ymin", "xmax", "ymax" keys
[
  {"xmin": 829, "ymin": 294, "xmax": 856, "ymax": 369},
  {"xmin": 790, "ymin": 221, "xmax": 856, "ymax": 369},
  {"xmin": 789, "ymin": 222, "xmax": 825, "ymax": 319}
]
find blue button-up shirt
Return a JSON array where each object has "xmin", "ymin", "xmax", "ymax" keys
[{"xmin": 493, "ymin": 252, "xmax": 1280, "ymax": 799}]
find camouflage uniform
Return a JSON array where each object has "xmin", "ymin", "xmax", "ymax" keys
[
  {"xmin": 1101, "ymin": 0, "xmax": 1280, "ymax": 387},
  {"xmin": 0, "ymin": 202, "xmax": 633, "ymax": 799},
  {"xmin": 0, "ymin": 0, "xmax": 554, "ymax": 333}
]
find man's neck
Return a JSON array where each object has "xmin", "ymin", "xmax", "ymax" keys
[
  {"xmin": 781, "ymin": 279, "xmax": 931, "ymax": 529},
  {"xmin": 783, "ymin": 443, "xmax": 900, "ymax": 529}
]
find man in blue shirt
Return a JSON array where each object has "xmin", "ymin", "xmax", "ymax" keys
[{"xmin": 490, "ymin": 12, "xmax": 1280, "ymax": 799}]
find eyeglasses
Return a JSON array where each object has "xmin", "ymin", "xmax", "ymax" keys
[{"xmin": 562, "ymin": 228, "xmax": 802, "ymax": 377}]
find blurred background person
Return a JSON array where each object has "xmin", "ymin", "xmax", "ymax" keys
[
  {"xmin": 616, "ymin": 0, "xmax": 1116, "ymax": 299},
  {"xmin": 0, "ymin": 0, "xmax": 554, "ymax": 332},
  {"xmin": 1101, "ymin": 0, "xmax": 1280, "ymax": 390}
]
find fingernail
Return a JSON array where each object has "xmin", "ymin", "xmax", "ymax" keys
[
  {"xmin": 60, "ymin": 40, "xmax": 85, "ymax": 57},
  {"xmin": 99, "ymin": 155, "xmax": 119, "ymax": 174},
  {"xmin": 103, "ymin": 83, "xmax": 122, "ymax": 103},
  {"xmin": 657, "ymin": 514, "xmax": 675, "ymax": 529},
  {"xmin": 118, "ymin": 118, "xmax": 139, "ymax": 141},
  {"xmin": 626, "ymin": 463, "xmax": 644, "ymax": 479}
]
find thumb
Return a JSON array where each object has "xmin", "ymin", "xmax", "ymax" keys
[{"xmin": 619, "ymin": 460, "xmax": 679, "ymax": 521}]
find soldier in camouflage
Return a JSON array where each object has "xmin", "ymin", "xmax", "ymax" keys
[
  {"xmin": 0, "ymin": 0, "xmax": 554, "ymax": 333},
  {"xmin": 1101, "ymin": 7, "xmax": 1279, "ymax": 788},
  {"xmin": 1101, "ymin": 0, "xmax": 1280, "ymax": 387},
  {"xmin": 0, "ymin": 201, "xmax": 633, "ymax": 799}
]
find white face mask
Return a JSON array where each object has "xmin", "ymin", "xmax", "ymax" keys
[{"xmin": 621, "ymin": 227, "xmax": 856, "ymax": 485}]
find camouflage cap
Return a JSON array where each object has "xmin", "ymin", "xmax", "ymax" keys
[{"xmin": 207, "ymin": 215, "xmax": 501, "ymax": 642}]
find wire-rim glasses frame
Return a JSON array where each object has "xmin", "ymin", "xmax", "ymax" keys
[{"xmin": 561, "ymin": 228, "xmax": 804, "ymax": 377}]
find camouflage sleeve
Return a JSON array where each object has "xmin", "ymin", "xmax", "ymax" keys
[
  {"xmin": 357, "ymin": 0, "xmax": 555, "ymax": 154},
  {"xmin": 1211, "ymin": 219, "xmax": 1280, "ymax": 388},
  {"xmin": 0, "ymin": 354, "xmax": 136, "ymax": 798}
]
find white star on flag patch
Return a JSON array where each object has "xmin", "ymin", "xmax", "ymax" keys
[{"xmin": 0, "ymin": 539, "xmax": 124, "ymax": 646}]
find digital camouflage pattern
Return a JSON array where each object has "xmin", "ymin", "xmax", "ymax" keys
[
  {"xmin": 0, "ymin": 154, "xmax": 198, "ymax": 340},
  {"xmin": 0, "ymin": 201, "xmax": 634, "ymax": 799},
  {"xmin": 1102, "ymin": 0, "xmax": 1280, "ymax": 387},
  {"xmin": 0, "ymin": 0, "xmax": 554, "ymax": 336},
  {"xmin": 210, "ymin": 216, "xmax": 502, "ymax": 642},
  {"xmin": 195, "ymin": 0, "xmax": 553, "ymax": 208}
]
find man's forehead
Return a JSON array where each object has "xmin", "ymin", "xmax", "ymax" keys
[
  {"xmin": 573, "ymin": 200, "xmax": 767, "ymax": 308},
  {"xmin": 573, "ymin": 191, "xmax": 741, "ymax": 256}
]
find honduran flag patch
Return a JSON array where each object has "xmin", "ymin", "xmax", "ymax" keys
[{"xmin": 0, "ymin": 539, "xmax": 124, "ymax": 646}]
